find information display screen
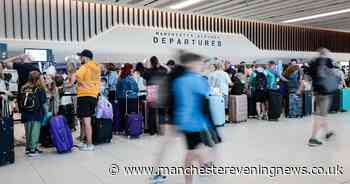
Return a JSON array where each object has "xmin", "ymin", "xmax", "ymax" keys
[{"xmin": 24, "ymin": 48, "xmax": 49, "ymax": 62}]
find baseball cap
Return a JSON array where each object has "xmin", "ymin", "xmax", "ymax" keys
[{"xmin": 77, "ymin": 49, "xmax": 93, "ymax": 59}]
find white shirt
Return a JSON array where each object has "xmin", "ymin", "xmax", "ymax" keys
[
  {"xmin": 208, "ymin": 70, "xmax": 231, "ymax": 95},
  {"xmin": 133, "ymin": 73, "xmax": 147, "ymax": 96}
]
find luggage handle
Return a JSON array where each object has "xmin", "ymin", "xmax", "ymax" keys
[{"xmin": 125, "ymin": 90, "xmax": 140, "ymax": 115}]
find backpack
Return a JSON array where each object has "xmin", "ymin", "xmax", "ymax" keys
[
  {"xmin": 21, "ymin": 87, "xmax": 40, "ymax": 112},
  {"xmin": 254, "ymin": 72, "xmax": 267, "ymax": 92},
  {"xmin": 312, "ymin": 58, "xmax": 341, "ymax": 94},
  {"xmin": 231, "ymin": 76, "xmax": 245, "ymax": 95},
  {"xmin": 316, "ymin": 63, "xmax": 340, "ymax": 94}
]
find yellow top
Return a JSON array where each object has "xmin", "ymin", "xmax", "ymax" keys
[{"xmin": 75, "ymin": 60, "xmax": 101, "ymax": 97}]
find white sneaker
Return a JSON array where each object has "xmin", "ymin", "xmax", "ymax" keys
[
  {"xmin": 78, "ymin": 143, "xmax": 87, "ymax": 148},
  {"xmin": 79, "ymin": 144, "xmax": 95, "ymax": 151},
  {"xmin": 27, "ymin": 151, "xmax": 41, "ymax": 157}
]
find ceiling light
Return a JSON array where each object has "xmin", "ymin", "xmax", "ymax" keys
[
  {"xmin": 282, "ymin": 8, "xmax": 350, "ymax": 23},
  {"xmin": 169, "ymin": 0, "xmax": 205, "ymax": 10}
]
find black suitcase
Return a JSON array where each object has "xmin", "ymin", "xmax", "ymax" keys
[
  {"xmin": 140, "ymin": 101, "xmax": 149, "ymax": 133},
  {"xmin": 248, "ymin": 97, "xmax": 257, "ymax": 118},
  {"xmin": 58, "ymin": 104, "xmax": 76, "ymax": 131},
  {"xmin": 39, "ymin": 124, "xmax": 54, "ymax": 148},
  {"xmin": 92, "ymin": 118, "xmax": 113, "ymax": 145},
  {"xmin": 303, "ymin": 91, "xmax": 313, "ymax": 116},
  {"xmin": 268, "ymin": 90, "xmax": 282, "ymax": 121},
  {"xmin": 148, "ymin": 107, "xmax": 163, "ymax": 135},
  {"xmin": 0, "ymin": 117, "xmax": 15, "ymax": 166}
]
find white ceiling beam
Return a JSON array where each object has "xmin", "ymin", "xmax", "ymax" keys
[
  {"xmin": 218, "ymin": 0, "xmax": 296, "ymax": 17},
  {"xmin": 229, "ymin": 0, "xmax": 342, "ymax": 19},
  {"xmin": 205, "ymin": 0, "xmax": 281, "ymax": 15},
  {"xmin": 263, "ymin": 2, "xmax": 350, "ymax": 22},
  {"xmin": 180, "ymin": 0, "xmax": 232, "ymax": 12}
]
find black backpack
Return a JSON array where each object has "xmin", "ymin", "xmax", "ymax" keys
[
  {"xmin": 21, "ymin": 87, "xmax": 40, "ymax": 112},
  {"xmin": 231, "ymin": 76, "xmax": 245, "ymax": 95},
  {"xmin": 254, "ymin": 72, "xmax": 267, "ymax": 92}
]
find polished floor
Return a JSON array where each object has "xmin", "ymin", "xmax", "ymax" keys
[{"xmin": 2, "ymin": 112, "xmax": 350, "ymax": 184}]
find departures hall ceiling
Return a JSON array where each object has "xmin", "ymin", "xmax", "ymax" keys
[{"xmin": 89, "ymin": 0, "xmax": 350, "ymax": 32}]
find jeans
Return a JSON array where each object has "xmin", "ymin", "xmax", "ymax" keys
[{"xmin": 25, "ymin": 121, "xmax": 41, "ymax": 151}]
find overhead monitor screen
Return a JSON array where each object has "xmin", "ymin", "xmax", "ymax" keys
[{"xmin": 24, "ymin": 49, "xmax": 48, "ymax": 62}]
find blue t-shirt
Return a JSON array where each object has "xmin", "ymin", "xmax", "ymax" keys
[
  {"xmin": 173, "ymin": 71, "xmax": 210, "ymax": 132},
  {"xmin": 249, "ymin": 69, "xmax": 278, "ymax": 90},
  {"xmin": 265, "ymin": 69, "xmax": 278, "ymax": 90}
]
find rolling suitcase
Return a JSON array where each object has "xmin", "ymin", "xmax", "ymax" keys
[
  {"xmin": 229, "ymin": 95, "xmax": 248, "ymax": 123},
  {"xmin": 208, "ymin": 95, "xmax": 226, "ymax": 126},
  {"xmin": 268, "ymin": 90, "xmax": 282, "ymax": 121},
  {"xmin": 92, "ymin": 118, "xmax": 113, "ymax": 144},
  {"xmin": 39, "ymin": 124, "xmax": 54, "ymax": 148},
  {"xmin": 303, "ymin": 91, "xmax": 313, "ymax": 116},
  {"xmin": 148, "ymin": 107, "xmax": 163, "ymax": 135},
  {"xmin": 141, "ymin": 101, "xmax": 149, "ymax": 133},
  {"xmin": 287, "ymin": 93, "xmax": 303, "ymax": 118},
  {"xmin": 340, "ymin": 88, "xmax": 350, "ymax": 111},
  {"xmin": 58, "ymin": 104, "xmax": 76, "ymax": 130},
  {"xmin": 0, "ymin": 98, "xmax": 14, "ymax": 166},
  {"xmin": 125, "ymin": 92, "xmax": 143, "ymax": 138},
  {"xmin": 49, "ymin": 115, "xmax": 73, "ymax": 153},
  {"xmin": 112, "ymin": 102, "xmax": 122, "ymax": 132},
  {"xmin": 0, "ymin": 117, "xmax": 14, "ymax": 166}
]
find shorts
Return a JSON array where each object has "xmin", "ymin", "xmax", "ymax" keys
[
  {"xmin": 77, "ymin": 96, "xmax": 98, "ymax": 118},
  {"xmin": 314, "ymin": 94, "xmax": 332, "ymax": 117},
  {"xmin": 254, "ymin": 90, "xmax": 268, "ymax": 103},
  {"xmin": 183, "ymin": 131, "xmax": 204, "ymax": 150}
]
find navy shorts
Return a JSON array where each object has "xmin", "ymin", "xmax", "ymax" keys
[{"xmin": 77, "ymin": 96, "xmax": 97, "ymax": 118}]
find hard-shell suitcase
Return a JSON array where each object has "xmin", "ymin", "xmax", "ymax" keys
[
  {"xmin": 229, "ymin": 95, "xmax": 248, "ymax": 123},
  {"xmin": 141, "ymin": 101, "xmax": 149, "ymax": 133},
  {"xmin": 125, "ymin": 91, "xmax": 143, "ymax": 138},
  {"xmin": 126, "ymin": 113, "xmax": 144, "ymax": 138},
  {"xmin": 268, "ymin": 90, "xmax": 282, "ymax": 121},
  {"xmin": 92, "ymin": 118, "xmax": 113, "ymax": 144},
  {"xmin": 49, "ymin": 115, "xmax": 73, "ymax": 153},
  {"xmin": 39, "ymin": 124, "xmax": 54, "ymax": 148},
  {"xmin": 112, "ymin": 102, "xmax": 121, "ymax": 132},
  {"xmin": 0, "ymin": 98, "xmax": 14, "ymax": 166},
  {"xmin": 0, "ymin": 117, "xmax": 14, "ymax": 166},
  {"xmin": 148, "ymin": 107, "xmax": 163, "ymax": 135},
  {"xmin": 303, "ymin": 91, "xmax": 313, "ymax": 116},
  {"xmin": 340, "ymin": 88, "xmax": 350, "ymax": 111},
  {"xmin": 208, "ymin": 96, "xmax": 226, "ymax": 126},
  {"xmin": 58, "ymin": 104, "xmax": 76, "ymax": 130},
  {"xmin": 287, "ymin": 93, "xmax": 303, "ymax": 118}
]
